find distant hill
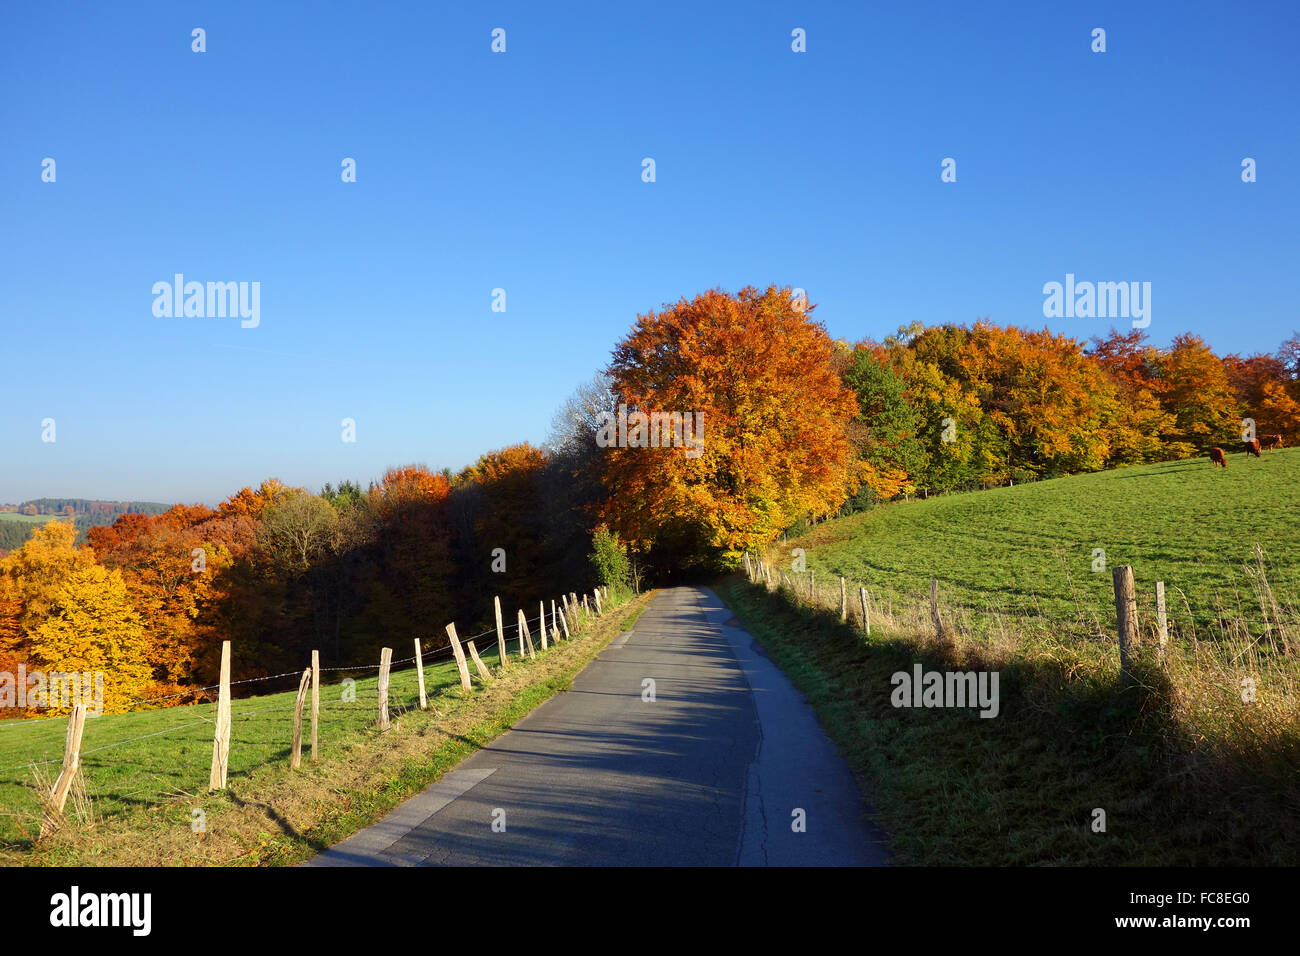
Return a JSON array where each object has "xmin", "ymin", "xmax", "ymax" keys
[{"xmin": 0, "ymin": 498, "xmax": 173, "ymax": 552}]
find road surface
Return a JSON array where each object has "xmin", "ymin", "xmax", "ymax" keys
[{"xmin": 306, "ymin": 585, "xmax": 889, "ymax": 866}]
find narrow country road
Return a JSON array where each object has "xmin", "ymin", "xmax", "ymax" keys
[{"xmin": 306, "ymin": 586, "xmax": 889, "ymax": 866}]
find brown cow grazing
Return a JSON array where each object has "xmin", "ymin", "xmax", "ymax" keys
[
  {"xmin": 1260, "ymin": 434, "xmax": 1283, "ymax": 451},
  {"xmin": 1243, "ymin": 438, "xmax": 1262, "ymax": 458},
  {"xmin": 1209, "ymin": 447, "xmax": 1227, "ymax": 468}
]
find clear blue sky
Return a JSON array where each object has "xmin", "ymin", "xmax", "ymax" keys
[{"xmin": 2, "ymin": 1, "xmax": 1296, "ymax": 504}]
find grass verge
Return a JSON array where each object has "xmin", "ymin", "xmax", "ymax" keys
[{"xmin": 715, "ymin": 578, "xmax": 1299, "ymax": 866}]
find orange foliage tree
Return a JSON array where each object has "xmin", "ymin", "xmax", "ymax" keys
[{"xmin": 601, "ymin": 286, "xmax": 859, "ymax": 563}]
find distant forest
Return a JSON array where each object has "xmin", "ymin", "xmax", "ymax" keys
[{"xmin": 0, "ymin": 499, "xmax": 171, "ymax": 552}]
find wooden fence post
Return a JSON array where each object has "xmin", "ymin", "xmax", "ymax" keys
[
  {"xmin": 557, "ymin": 602, "xmax": 571, "ymax": 638},
  {"xmin": 414, "ymin": 638, "xmax": 428, "ymax": 709},
  {"xmin": 495, "ymin": 596, "xmax": 507, "ymax": 667},
  {"xmin": 517, "ymin": 610, "xmax": 536, "ymax": 659},
  {"xmin": 310, "ymin": 649, "xmax": 320, "ymax": 762},
  {"xmin": 582, "ymin": 594, "xmax": 589, "ymax": 615},
  {"xmin": 45, "ymin": 703, "xmax": 88, "ymax": 826},
  {"xmin": 208, "ymin": 640, "xmax": 232, "ymax": 791},
  {"xmin": 860, "ymin": 587, "xmax": 870, "ymax": 636},
  {"xmin": 539, "ymin": 600, "xmax": 548, "ymax": 651},
  {"xmin": 1112, "ymin": 565, "xmax": 1138, "ymax": 681},
  {"xmin": 840, "ymin": 577, "xmax": 847, "ymax": 622},
  {"xmin": 593, "ymin": 589, "xmax": 603, "ymax": 615},
  {"xmin": 377, "ymin": 647, "xmax": 392, "ymax": 731},
  {"xmin": 466, "ymin": 640, "xmax": 493, "ymax": 682},
  {"xmin": 444, "ymin": 623, "xmax": 473, "ymax": 691},
  {"xmin": 551, "ymin": 599, "xmax": 562, "ymax": 641},
  {"xmin": 1155, "ymin": 580, "xmax": 1168, "ymax": 653},
  {"xmin": 809, "ymin": 570, "xmax": 815, "ymax": 603},
  {"xmin": 291, "ymin": 667, "xmax": 312, "ymax": 768},
  {"xmin": 744, "ymin": 552, "xmax": 753, "ymax": 581}
]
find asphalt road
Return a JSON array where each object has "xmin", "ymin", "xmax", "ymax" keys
[{"xmin": 306, "ymin": 585, "xmax": 889, "ymax": 866}]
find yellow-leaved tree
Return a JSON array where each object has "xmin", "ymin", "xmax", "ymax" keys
[{"xmin": 28, "ymin": 564, "xmax": 152, "ymax": 711}]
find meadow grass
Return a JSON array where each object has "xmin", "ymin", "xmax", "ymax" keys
[{"xmin": 787, "ymin": 447, "xmax": 1300, "ymax": 642}]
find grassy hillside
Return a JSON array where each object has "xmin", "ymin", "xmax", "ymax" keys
[
  {"xmin": 788, "ymin": 447, "xmax": 1300, "ymax": 640},
  {"xmin": 723, "ymin": 447, "xmax": 1300, "ymax": 865},
  {"xmin": 0, "ymin": 512, "xmax": 74, "ymax": 524}
]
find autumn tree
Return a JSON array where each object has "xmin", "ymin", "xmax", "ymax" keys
[
  {"xmin": 345, "ymin": 466, "xmax": 456, "ymax": 656},
  {"xmin": 958, "ymin": 323, "xmax": 1119, "ymax": 478},
  {"xmin": 29, "ymin": 564, "xmax": 152, "ymax": 710},
  {"xmin": 0, "ymin": 521, "xmax": 92, "ymax": 632},
  {"xmin": 602, "ymin": 286, "xmax": 859, "ymax": 567},
  {"xmin": 452, "ymin": 443, "xmax": 549, "ymax": 609},
  {"xmin": 1089, "ymin": 328, "xmax": 1185, "ymax": 463},
  {"xmin": 1223, "ymin": 352, "xmax": 1300, "ymax": 439},
  {"xmin": 0, "ymin": 522, "xmax": 95, "ymax": 714},
  {"xmin": 1156, "ymin": 334, "xmax": 1241, "ymax": 448},
  {"xmin": 891, "ymin": 325, "xmax": 1002, "ymax": 492}
]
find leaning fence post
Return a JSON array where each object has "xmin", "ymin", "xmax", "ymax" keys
[
  {"xmin": 444, "ymin": 623, "xmax": 474, "ymax": 690},
  {"xmin": 593, "ymin": 589, "xmax": 603, "ymax": 615},
  {"xmin": 1155, "ymin": 580, "xmax": 1168, "ymax": 654},
  {"xmin": 860, "ymin": 587, "xmax": 870, "ymax": 636},
  {"xmin": 516, "ymin": 610, "xmax": 536, "ymax": 659},
  {"xmin": 1112, "ymin": 565, "xmax": 1138, "ymax": 681},
  {"xmin": 495, "ymin": 596, "xmax": 507, "ymax": 667},
  {"xmin": 377, "ymin": 647, "xmax": 392, "ymax": 730},
  {"xmin": 744, "ymin": 552, "xmax": 753, "ymax": 581},
  {"xmin": 840, "ymin": 577, "xmax": 847, "ymax": 622},
  {"xmin": 557, "ymin": 602, "xmax": 571, "ymax": 638},
  {"xmin": 414, "ymin": 638, "xmax": 428, "ymax": 709},
  {"xmin": 466, "ymin": 640, "xmax": 493, "ymax": 682},
  {"xmin": 310, "ymin": 649, "xmax": 320, "ymax": 762},
  {"xmin": 291, "ymin": 667, "xmax": 312, "ymax": 768},
  {"xmin": 45, "ymin": 703, "xmax": 88, "ymax": 826},
  {"xmin": 930, "ymin": 580, "xmax": 947, "ymax": 643},
  {"xmin": 208, "ymin": 640, "xmax": 232, "ymax": 791}
]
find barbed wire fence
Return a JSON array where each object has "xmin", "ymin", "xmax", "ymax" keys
[
  {"xmin": 743, "ymin": 547, "xmax": 1298, "ymax": 685},
  {"xmin": 0, "ymin": 586, "xmax": 617, "ymax": 839}
]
